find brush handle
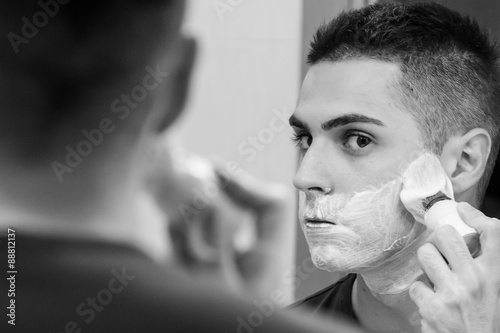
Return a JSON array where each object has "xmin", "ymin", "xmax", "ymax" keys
[{"xmin": 425, "ymin": 200, "xmax": 481, "ymax": 257}]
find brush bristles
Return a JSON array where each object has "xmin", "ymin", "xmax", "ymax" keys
[{"xmin": 400, "ymin": 153, "xmax": 454, "ymax": 224}]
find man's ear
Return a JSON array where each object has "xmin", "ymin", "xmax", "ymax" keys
[
  {"xmin": 149, "ymin": 36, "xmax": 197, "ymax": 133},
  {"xmin": 439, "ymin": 128, "xmax": 492, "ymax": 199}
]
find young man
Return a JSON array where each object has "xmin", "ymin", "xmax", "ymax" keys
[
  {"xmin": 0, "ymin": 1, "xmax": 363, "ymax": 332},
  {"xmin": 290, "ymin": 3, "xmax": 500, "ymax": 332}
]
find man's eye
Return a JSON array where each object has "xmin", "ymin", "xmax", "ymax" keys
[
  {"xmin": 291, "ymin": 133, "xmax": 312, "ymax": 150},
  {"xmin": 344, "ymin": 133, "xmax": 372, "ymax": 151}
]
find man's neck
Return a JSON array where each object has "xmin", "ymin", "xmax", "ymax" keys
[
  {"xmin": 352, "ymin": 228, "xmax": 428, "ymax": 333},
  {"xmin": 0, "ymin": 146, "xmax": 171, "ymax": 263},
  {"xmin": 353, "ymin": 275, "xmax": 421, "ymax": 333}
]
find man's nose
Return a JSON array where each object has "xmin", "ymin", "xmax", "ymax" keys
[{"xmin": 293, "ymin": 144, "xmax": 333, "ymax": 194}]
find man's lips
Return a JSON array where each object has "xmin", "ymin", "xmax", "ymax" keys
[{"xmin": 304, "ymin": 218, "xmax": 336, "ymax": 226}]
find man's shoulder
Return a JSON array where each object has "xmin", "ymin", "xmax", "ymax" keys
[
  {"xmin": 289, "ymin": 273, "xmax": 358, "ymax": 322},
  {"xmin": 3, "ymin": 234, "xmax": 213, "ymax": 332},
  {"xmin": 6, "ymin": 235, "xmax": 349, "ymax": 333}
]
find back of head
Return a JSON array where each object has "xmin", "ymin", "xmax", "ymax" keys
[
  {"xmin": 0, "ymin": 0, "xmax": 182, "ymax": 164},
  {"xmin": 308, "ymin": 2, "xmax": 500, "ymax": 203}
]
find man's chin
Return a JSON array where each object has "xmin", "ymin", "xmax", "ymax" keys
[{"xmin": 309, "ymin": 244, "xmax": 386, "ymax": 273}]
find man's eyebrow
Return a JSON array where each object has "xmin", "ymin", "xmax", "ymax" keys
[
  {"xmin": 289, "ymin": 115, "xmax": 309, "ymax": 131},
  {"xmin": 322, "ymin": 113, "xmax": 385, "ymax": 130}
]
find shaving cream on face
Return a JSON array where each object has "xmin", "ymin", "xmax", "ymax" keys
[{"xmin": 299, "ymin": 178, "xmax": 423, "ymax": 274}]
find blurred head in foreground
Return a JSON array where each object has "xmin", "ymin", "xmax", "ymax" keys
[
  {"xmin": 0, "ymin": 0, "xmax": 197, "ymax": 259},
  {"xmin": 0, "ymin": 2, "xmax": 366, "ymax": 333}
]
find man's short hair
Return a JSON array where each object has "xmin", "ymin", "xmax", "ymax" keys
[
  {"xmin": 0, "ymin": 0, "xmax": 180, "ymax": 161},
  {"xmin": 308, "ymin": 2, "xmax": 500, "ymax": 203}
]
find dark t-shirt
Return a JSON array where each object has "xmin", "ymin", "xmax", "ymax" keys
[{"xmin": 290, "ymin": 274, "xmax": 359, "ymax": 324}]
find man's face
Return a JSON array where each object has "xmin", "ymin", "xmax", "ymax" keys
[{"xmin": 291, "ymin": 59, "xmax": 425, "ymax": 273}]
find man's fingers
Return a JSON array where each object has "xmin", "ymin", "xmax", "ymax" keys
[
  {"xmin": 410, "ymin": 282, "xmax": 451, "ymax": 333},
  {"xmin": 215, "ymin": 168, "xmax": 288, "ymax": 210},
  {"xmin": 427, "ymin": 225, "xmax": 474, "ymax": 272},
  {"xmin": 410, "ymin": 280, "xmax": 434, "ymax": 310},
  {"xmin": 457, "ymin": 202, "xmax": 486, "ymax": 228},
  {"xmin": 421, "ymin": 320, "xmax": 440, "ymax": 333},
  {"xmin": 417, "ymin": 243, "xmax": 453, "ymax": 289},
  {"xmin": 458, "ymin": 202, "xmax": 500, "ymax": 258}
]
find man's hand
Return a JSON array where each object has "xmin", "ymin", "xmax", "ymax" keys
[
  {"xmin": 409, "ymin": 202, "xmax": 500, "ymax": 333},
  {"xmin": 147, "ymin": 145, "xmax": 294, "ymax": 300},
  {"xmin": 214, "ymin": 168, "xmax": 293, "ymax": 299}
]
